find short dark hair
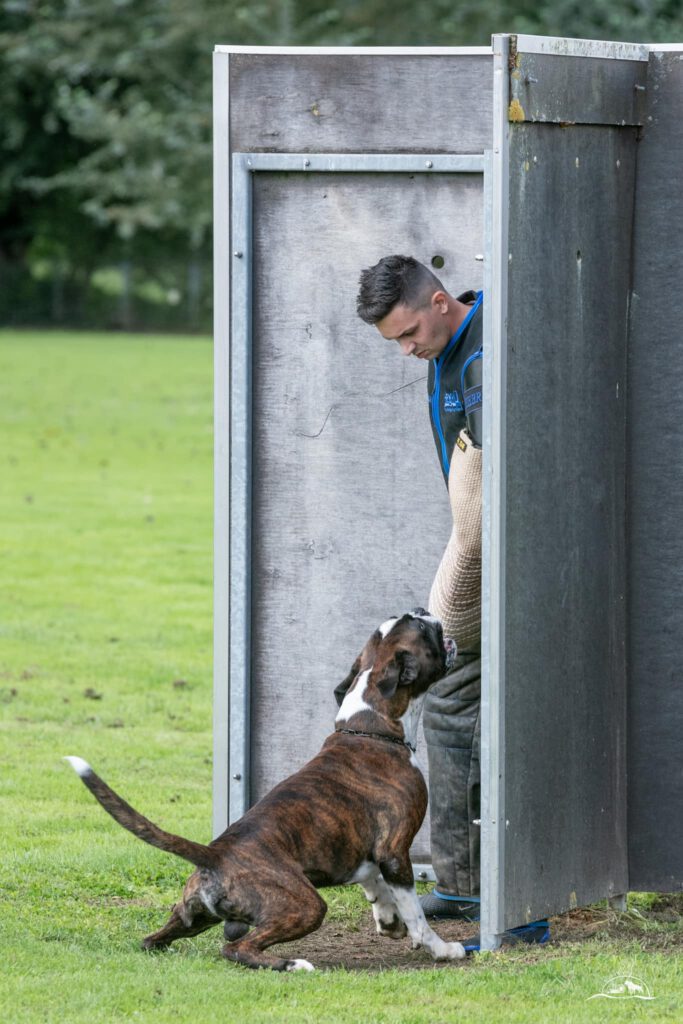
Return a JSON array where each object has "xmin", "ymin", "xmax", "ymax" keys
[{"xmin": 356, "ymin": 255, "xmax": 444, "ymax": 324}]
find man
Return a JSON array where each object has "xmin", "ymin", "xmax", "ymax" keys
[
  {"xmin": 356, "ymin": 255, "xmax": 483, "ymax": 922},
  {"xmin": 356, "ymin": 257, "xmax": 549, "ymax": 945}
]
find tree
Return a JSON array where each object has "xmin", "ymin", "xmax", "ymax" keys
[{"xmin": 1, "ymin": 0, "xmax": 681, "ymax": 328}]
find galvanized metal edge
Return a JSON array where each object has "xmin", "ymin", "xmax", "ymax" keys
[
  {"xmin": 227, "ymin": 153, "xmax": 254, "ymax": 825},
  {"xmin": 480, "ymin": 146, "xmax": 496, "ymax": 941},
  {"xmin": 214, "ymin": 44, "xmax": 492, "ymax": 56},
  {"xmin": 511, "ymin": 33, "xmax": 649, "ymax": 61},
  {"xmin": 241, "ymin": 153, "xmax": 486, "ymax": 173},
  {"xmin": 212, "ymin": 51, "xmax": 231, "ymax": 839},
  {"xmin": 480, "ymin": 34, "xmax": 511, "ymax": 952},
  {"xmin": 214, "ymin": 39, "xmax": 683, "ymax": 59}
]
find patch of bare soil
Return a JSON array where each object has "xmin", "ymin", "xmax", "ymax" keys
[
  {"xmin": 270, "ymin": 901, "xmax": 682, "ymax": 972},
  {"xmin": 271, "ymin": 914, "xmax": 476, "ymax": 973}
]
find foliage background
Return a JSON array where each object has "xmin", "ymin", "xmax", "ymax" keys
[{"xmin": 1, "ymin": 0, "xmax": 682, "ymax": 332}]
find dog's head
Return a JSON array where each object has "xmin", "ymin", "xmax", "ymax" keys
[{"xmin": 334, "ymin": 608, "xmax": 456, "ymax": 725}]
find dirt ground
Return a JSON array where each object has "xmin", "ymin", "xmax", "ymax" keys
[{"xmin": 270, "ymin": 899, "xmax": 683, "ymax": 972}]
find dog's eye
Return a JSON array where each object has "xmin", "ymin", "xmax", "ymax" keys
[{"xmin": 418, "ymin": 620, "xmax": 426, "ymax": 631}]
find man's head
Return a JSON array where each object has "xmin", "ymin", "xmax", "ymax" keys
[{"xmin": 356, "ymin": 255, "xmax": 453, "ymax": 361}]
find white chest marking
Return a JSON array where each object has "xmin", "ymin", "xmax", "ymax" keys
[
  {"xmin": 336, "ymin": 669, "xmax": 372, "ymax": 723},
  {"xmin": 348, "ymin": 861, "xmax": 378, "ymax": 885}
]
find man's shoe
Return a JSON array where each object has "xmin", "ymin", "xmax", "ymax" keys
[
  {"xmin": 420, "ymin": 890, "xmax": 480, "ymax": 921},
  {"xmin": 463, "ymin": 919, "xmax": 550, "ymax": 954}
]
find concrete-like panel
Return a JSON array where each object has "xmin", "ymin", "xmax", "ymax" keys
[
  {"xmin": 250, "ymin": 171, "xmax": 484, "ymax": 858},
  {"xmin": 627, "ymin": 50, "xmax": 683, "ymax": 892},
  {"xmin": 502, "ymin": 123, "xmax": 635, "ymax": 925},
  {"xmin": 229, "ymin": 54, "xmax": 492, "ymax": 154}
]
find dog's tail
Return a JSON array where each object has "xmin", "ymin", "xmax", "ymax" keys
[{"xmin": 64, "ymin": 756, "xmax": 219, "ymax": 870}]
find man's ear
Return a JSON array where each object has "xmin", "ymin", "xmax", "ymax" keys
[
  {"xmin": 431, "ymin": 290, "xmax": 448, "ymax": 315},
  {"xmin": 334, "ymin": 657, "xmax": 361, "ymax": 707},
  {"xmin": 377, "ymin": 651, "xmax": 419, "ymax": 699}
]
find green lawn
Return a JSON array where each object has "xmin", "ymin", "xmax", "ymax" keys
[{"xmin": 0, "ymin": 330, "xmax": 680, "ymax": 1023}]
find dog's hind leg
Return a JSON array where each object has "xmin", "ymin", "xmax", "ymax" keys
[
  {"xmin": 356, "ymin": 869, "xmax": 407, "ymax": 939},
  {"xmin": 221, "ymin": 881, "xmax": 326, "ymax": 972},
  {"xmin": 142, "ymin": 901, "xmax": 218, "ymax": 950}
]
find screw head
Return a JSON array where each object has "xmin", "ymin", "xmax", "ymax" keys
[
  {"xmin": 232, "ymin": 773, "xmax": 242, "ymax": 780},
  {"xmin": 425, "ymin": 160, "xmax": 433, "ymax": 169},
  {"xmin": 233, "ymin": 251, "xmax": 243, "ymax": 258}
]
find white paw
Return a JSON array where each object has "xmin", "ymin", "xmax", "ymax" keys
[
  {"xmin": 286, "ymin": 959, "xmax": 315, "ymax": 972},
  {"xmin": 434, "ymin": 941, "xmax": 466, "ymax": 961}
]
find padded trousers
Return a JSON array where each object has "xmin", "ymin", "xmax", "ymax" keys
[{"xmin": 422, "ymin": 645, "xmax": 481, "ymax": 897}]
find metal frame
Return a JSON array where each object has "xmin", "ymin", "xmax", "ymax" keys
[
  {"xmin": 511, "ymin": 34, "xmax": 648, "ymax": 61},
  {"xmin": 215, "ymin": 44, "xmax": 491, "ymax": 56},
  {"xmin": 212, "ymin": 50, "xmax": 231, "ymax": 841},
  {"xmin": 213, "ymin": 37, "xmax": 663, "ymax": 60},
  {"xmin": 479, "ymin": 34, "xmax": 510, "ymax": 952},
  {"xmin": 233, "ymin": 152, "xmax": 486, "ymax": 174},
  {"xmin": 216, "ymin": 148, "xmax": 491, "ymax": 846}
]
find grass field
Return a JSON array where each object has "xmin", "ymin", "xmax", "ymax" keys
[{"xmin": 0, "ymin": 330, "xmax": 680, "ymax": 1023}]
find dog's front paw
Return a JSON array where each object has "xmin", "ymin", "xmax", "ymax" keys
[{"xmin": 435, "ymin": 940, "xmax": 466, "ymax": 961}]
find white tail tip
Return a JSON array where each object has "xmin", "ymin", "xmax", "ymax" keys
[{"xmin": 64, "ymin": 756, "xmax": 93, "ymax": 777}]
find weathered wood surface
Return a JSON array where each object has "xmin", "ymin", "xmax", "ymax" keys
[
  {"xmin": 501, "ymin": 122, "xmax": 636, "ymax": 925},
  {"xmin": 509, "ymin": 52, "xmax": 646, "ymax": 125},
  {"xmin": 249, "ymin": 170, "xmax": 484, "ymax": 858},
  {"xmin": 229, "ymin": 54, "xmax": 493, "ymax": 154},
  {"xmin": 627, "ymin": 50, "xmax": 683, "ymax": 892}
]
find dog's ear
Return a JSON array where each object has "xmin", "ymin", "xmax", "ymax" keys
[
  {"xmin": 334, "ymin": 657, "xmax": 361, "ymax": 707},
  {"xmin": 377, "ymin": 650, "xmax": 420, "ymax": 699}
]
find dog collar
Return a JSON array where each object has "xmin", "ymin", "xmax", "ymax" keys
[{"xmin": 336, "ymin": 728, "xmax": 416, "ymax": 753}]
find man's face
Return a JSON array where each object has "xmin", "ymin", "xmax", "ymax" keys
[{"xmin": 375, "ymin": 292, "xmax": 450, "ymax": 361}]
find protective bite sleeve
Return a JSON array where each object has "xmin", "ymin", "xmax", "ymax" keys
[{"xmin": 428, "ymin": 429, "xmax": 482, "ymax": 651}]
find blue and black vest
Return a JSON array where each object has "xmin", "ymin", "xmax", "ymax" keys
[{"xmin": 427, "ymin": 290, "xmax": 483, "ymax": 486}]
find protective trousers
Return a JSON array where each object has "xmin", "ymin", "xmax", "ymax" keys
[
  {"xmin": 422, "ymin": 648, "xmax": 481, "ymax": 895},
  {"xmin": 424, "ymin": 429, "xmax": 482, "ymax": 896}
]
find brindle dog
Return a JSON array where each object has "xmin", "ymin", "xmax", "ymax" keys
[{"xmin": 66, "ymin": 608, "xmax": 464, "ymax": 971}]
